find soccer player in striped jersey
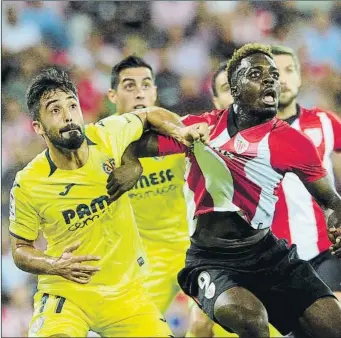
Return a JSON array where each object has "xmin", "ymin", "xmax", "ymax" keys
[
  {"xmin": 8, "ymin": 67, "xmax": 204, "ymax": 337},
  {"xmin": 120, "ymin": 44, "xmax": 341, "ymax": 338},
  {"xmin": 188, "ymin": 46, "xmax": 341, "ymax": 337},
  {"xmin": 270, "ymin": 45, "xmax": 341, "ymax": 302},
  {"xmin": 186, "ymin": 63, "xmax": 280, "ymax": 338}
]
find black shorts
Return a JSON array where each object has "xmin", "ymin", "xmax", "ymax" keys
[
  {"xmin": 309, "ymin": 250, "xmax": 341, "ymax": 292},
  {"xmin": 177, "ymin": 232, "xmax": 335, "ymax": 335}
]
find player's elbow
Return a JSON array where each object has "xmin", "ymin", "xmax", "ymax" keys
[{"xmin": 10, "ymin": 237, "xmax": 34, "ymax": 271}]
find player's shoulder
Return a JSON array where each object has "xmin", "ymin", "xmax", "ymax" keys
[
  {"xmin": 14, "ymin": 150, "xmax": 51, "ymax": 188},
  {"xmin": 299, "ymin": 105, "xmax": 338, "ymax": 120},
  {"xmin": 85, "ymin": 114, "xmax": 141, "ymax": 141},
  {"xmin": 270, "ymin": 118, "xmax": 309, "ymax": 142}
]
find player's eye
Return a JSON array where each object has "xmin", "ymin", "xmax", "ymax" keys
[
  {"xmin": 250, "ymin": 70, "xmax": 261, "ymax": 78},
  {"xmin": 51, "ymin": 108, "xmax": 60, "ymax": 114},
  {"xmin": 142, "ymin": 83, "xmax": 151, "ymax": 89},
  {"xmin": 272, "ymin": 72, "xmax": 280, "ymax": 80},
  {"xmin": 221, "ymin": 84, "xmax": 230, "ymax": 92},
  {"xmin": 125, "ymin": 83, "xmax": 135, "ymax": 90},
  {"xmin": 70, "ymin": 104, "xmax": 77, "ymax": 109}
]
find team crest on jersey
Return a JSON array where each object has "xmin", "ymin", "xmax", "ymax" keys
[
  {"xmin": 304, "ymin": 128, "xmax": 323, "ymax": 147},
  {"xmin": 102, "ymin": 158, "xmax": 116, "ymax": 174},
  {"xmin": 30, "ymin": 316, "xmax": 44, "ymax": 334},
  {"xmin": 234, "ymin": 133, "xmax": 249, "ymax": 154}
]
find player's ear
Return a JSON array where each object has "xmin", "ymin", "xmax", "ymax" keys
[
  {"xmin": 107, "ymin": 89, "xmax": 117, "ymax": 104},
  {"xmin": 32, "ymin": 120, "xmax": 44, "ymax": 136}
]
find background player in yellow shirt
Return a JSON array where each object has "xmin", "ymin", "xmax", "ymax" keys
[
  {"xmin": 9, "ymin": 67, "xmax": 204, "ymax": 337},
  {"xmin": 107, "ymin": 56, "xmax": 191, "ymax": 318}
]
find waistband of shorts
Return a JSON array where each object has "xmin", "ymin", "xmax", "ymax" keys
[{"xmin": 189, "ymin": 229, "xmax": 278, "ymax": 255}]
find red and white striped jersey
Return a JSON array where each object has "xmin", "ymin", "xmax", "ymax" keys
[
  {"xmin": 272, "ymin": 106, "xmax": 341, "ymax": 260},
  {"xmin": 158, "ymin": 108, "xmax": 327, "ymax": 236}
]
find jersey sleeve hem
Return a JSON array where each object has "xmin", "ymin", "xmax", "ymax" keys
[
  {"xmin": 300, "ymin": 171, "xmax": 328, "ymax": 184},
  {"xmin": 9, "ymin": 230, "xmax": 35, "ymax": 241},
  {"xmin": 9, "ymin": 224, "xmax": 38, "ymax": 241}
]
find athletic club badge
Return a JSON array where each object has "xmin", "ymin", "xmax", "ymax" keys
[{"xmin": 234, "ymin": 133, "xmax": 249, "ymax": 154}]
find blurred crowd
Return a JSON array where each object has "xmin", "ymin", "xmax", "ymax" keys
[{"xmin": 2, "ymin": 1, "xmax": 341, "ymax": 336}]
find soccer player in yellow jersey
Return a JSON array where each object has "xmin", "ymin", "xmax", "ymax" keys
[
  {"xmin": 107, "ymin": 56, "xmax": 190, "ymax": 316},
  {"xmin": 9, "ymin": 67, "xmax": 205, "ymax": 337}
]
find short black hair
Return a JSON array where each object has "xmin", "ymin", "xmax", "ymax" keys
[
  {"xmin": 26, "ymin": 67, "xmax": 77, "ymax": 121},
  {"xmin": 212, "ymin": 62, "xmax": 228, "ymax": 97},
  {"xmin": 111, "ymin": 55, "xmax": 154, "ymax": 89},
  {"xmin": 271, "ymin": 45, "xmax": 300, "ymax": 72},
  {"xmin": 227, "ymin": 43, "xmax": 273, "ymax": 87}
]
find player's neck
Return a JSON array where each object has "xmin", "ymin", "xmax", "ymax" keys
[
  {"xmin": 276, "ymin": 100, "xmax": 297, "ymax": 120},
  {"xmin": 233, "ymin": 104, "xmax": 274, "ymax": 131},
  {"xmin": 47, "ymin": 140, "xmax": 89, "ymax": 170}
]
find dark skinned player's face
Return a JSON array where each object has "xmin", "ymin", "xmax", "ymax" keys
[{"xmin": 232, "ymin": 53, "xmax": 280, "ymax": 118}]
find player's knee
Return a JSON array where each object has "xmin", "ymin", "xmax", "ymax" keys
[
  {"xmin": 300, "ymin": 297, "xmax": 341, "ymax": 338},
  {"xmin": 189, "ymin": 316, "xmax": 214, "ymax": 337},
  {"xmin": 214, "ymin": 304, "xmax": 269, "ymax": 337}
]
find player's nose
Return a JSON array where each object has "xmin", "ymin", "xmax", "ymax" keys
[{"xmin": 135, "ymin": 87, "xmax": 145, "ymax": 100}]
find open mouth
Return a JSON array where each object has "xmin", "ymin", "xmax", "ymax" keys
[
  {"xmin": 262, "ymin": 88, "xmax": 277, "ymax": 106},
  {"xmin": 134, "ymin": 105, "xmax": 147, "ymax": 109},
  {"xmin": 60, "ymin": 125, "xmax": 81, "ymax": 136}
]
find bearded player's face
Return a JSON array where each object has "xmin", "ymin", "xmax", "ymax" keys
[
  {"xmin": 108, "ymin": 67, "xmax": 157, "ymax": 115},
  {"xmin": 273, "ymin": 54, "xmax": 301, "ymax": 110},
  {"xmin": 33, "ymin": 89, "xmax": 85, "ymax": 150}
]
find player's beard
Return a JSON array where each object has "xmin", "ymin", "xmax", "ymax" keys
[
  {"xmin": 44, "ymin": 123, "xmax": 85, "ymax": 150},
  {"xmin": 249, "ymin": 107, "xmax": 277, "ymax": 119}
]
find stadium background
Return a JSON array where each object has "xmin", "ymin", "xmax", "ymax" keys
[{"xmin": 2, "ymin": 1, "xmax": 341, "ymax": 336}]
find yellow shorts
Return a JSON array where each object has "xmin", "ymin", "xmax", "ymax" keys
[
  {"xmin": 28, "ymin": 284, "xmax": 172, "ymax": 337},
  {"xmin": 143, "ymin": 246, "xmax": 186, "ymax": 314}
]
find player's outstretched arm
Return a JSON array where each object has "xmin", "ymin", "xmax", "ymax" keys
[
  {"xmin": 304, "ymin": 177, "xmax": 341, "ymax": 257},
  {"xmin": 132, "ymin": 107, "xmax": 209, "ymax": 147},
  {"xmin": 106, "ymin": 123, "xmax": 210, "ymax": 199},
  {"xmin": 11, "ymin": 238, "xmax": 101, "ymax": 284}
]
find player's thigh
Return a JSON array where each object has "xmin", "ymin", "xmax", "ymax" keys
[
  {"xmin": 212, "ymin": 323, "xmax": 281, "ymax": 338},
  {"xmin": 100, "ymin": 289, "xmax": 173, "ymax": 337},
  {"xmin": 143, "ymin": 255, "xmax": 181, "ymax": 313},
  {"xmin": 28, "ymin": 292, "xmax": 89, "ymax": 337},
  {"xmin": 260, "ymin": 257, "xmax": 335, "ymax": 336}
]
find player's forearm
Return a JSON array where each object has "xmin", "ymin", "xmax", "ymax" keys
[
  {"xmin": 13, "ymin": 244, "xmax": 57, "ymax": 275},
  {"xmin": 133, "ymin": 106, "xmax": 184, "ymax": 137},
  {"xmin": 134, "ymin": 132, "xmax": 160, "ymax": 157}
]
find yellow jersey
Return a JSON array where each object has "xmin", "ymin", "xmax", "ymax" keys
[
  {"xmin": 128, "ymin": 154, "xmax": 189, "ymax": 252},
  {"xmin": 9, "ymin": 113, "xmax": 147, "ymax": 298}
]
